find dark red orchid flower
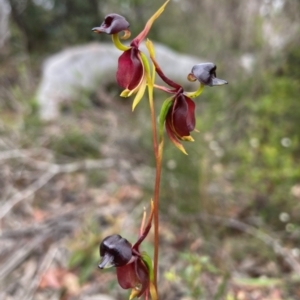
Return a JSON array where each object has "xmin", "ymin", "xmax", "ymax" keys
[
  {"xmin": 93, "ymin": 1, "xmax": 170, "ymax": 110},
  {"xmin": 99, "ymin": 234, "xmax": 149, "ymax": 298},
  {"xmin": 98, "ymin": 204, "xmax": 155, "ymax": 299},
  {"xmin": 148, "ymin": 40, "xmax": 227, "ymax": 154},
  {"xmin": 146, "ymin": 46, "xmax": 197, "ymax": 154},
  {"xmin": 165, "ymin": 94, "xmax": 196, "ymax": 143},
  {"xmin": 93, "ymin": 13, "xmax": 144, "ymax": 97}
]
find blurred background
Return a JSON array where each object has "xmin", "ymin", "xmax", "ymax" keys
[{"xmin": 1, "ymin": 0, "xmax": 300, "ymax": 299}]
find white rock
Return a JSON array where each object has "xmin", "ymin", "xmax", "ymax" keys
[
  {"xmin": 36, "ymin": 42, "xmax": 203, "ymax": 120},
  {"xmin": 0, "ymin": 0, "xmax": 10, "ymax": 48}
]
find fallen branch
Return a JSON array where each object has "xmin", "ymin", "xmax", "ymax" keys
[
  {"xmin": 0, "ymin": 148, "xmax": 53, "ymax": 161},
  {"xmin": 0, "ymin": 234, "xmax": 49, "ymax": 280},
  {"xmin": 21, "ymin": 245, "xmax": 58, "ymax": 300},
  {"xmin": 1, "ymin": 207, "xmax": 85, "ymax": 239},
  {"xmin": 0, "ymin": 171, "xmax": 56, "ymax": 220},
  {"xmin": 0, "ymin": 207, "xmax": 84, "ymax": 280}
]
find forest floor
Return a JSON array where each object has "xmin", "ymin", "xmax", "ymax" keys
[{"xmin": 0, "ymin": 76, "xmax": 299, "ymax": 300}]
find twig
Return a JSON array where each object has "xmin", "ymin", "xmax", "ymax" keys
[
  {"xmin": 21, "ymin": 245, "xmax": 58, "ymax": 300},
  {"xmin": 0, "ymin": 207, "xmax": 85, "ymax": 239},
  {"xmin": 19, "ymin": 156, "xmax": 115, "ymax": 172},
  {"xmin": 0, "ymin": 208, "xmax": 84, "ymax": 280},
  {"xmin": 0, "ymin": 234, "xmax": 49, "ymax": 280},
  {"xmin": 0, "ymin": 171, "xmax": 56, "ymax": 220},
  {"xmin": 0, "ymin": 158, "xmax": 114, "ymax": 219},
  {"xmin": 0, "ymin": 148, "xmax": 52, "ymax": 161}
]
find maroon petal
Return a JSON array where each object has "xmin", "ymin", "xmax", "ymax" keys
[
  {"xmin": 92, "ymin": 14, "xmax": 129, "ymax": 35},
  {"xmin": 165, "ymin": 110, "xmax": 177, "ymax": 140},
  {"xmin": 116, "ymin": 259, "xmax": 149, "ymax": 297},
  {"xmin": 172, "ymin": 94, "xmax": 195, "ymax": 137},
  {"xmin": 134, "ymin": 259, "xmax": 149, "ymax": 297},
  {"xmin": 165, "ymin": 107, "xmax": 189, "ymax": 154},
  {"xmin": 184, "ymin": 96, "xmax": 196, "ymax": 132},
  {"xmin": 116, "ymin": 48, "xmax": 144, "ymax": 90},
  {"xmin": 116, "ymin": 263, "xmax": 139, "ymax": 289}
]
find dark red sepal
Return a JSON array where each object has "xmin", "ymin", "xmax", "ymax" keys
[
  {"xmin": 167, "ymin": 94, "xmax": 195, "ymax": 138},
  {"xmin": 116, "ymin": 259, "xmax": 149, "ymax": 297},
  {"xmin": 116, "ymin": 48, "xmax": 144, "ymax": 90}
]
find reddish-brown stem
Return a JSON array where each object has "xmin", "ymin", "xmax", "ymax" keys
[
  {"xmin": 147, "ymin": 85, "xmax": 163, "ymax": 292},
  {"xmin": 149, "ymin": 54, "xmax": 181, "ymax": 90},
  {"xmin": 153, "ymin": 141, "xmax": 163, "ymax": 289},
  {"xmin": 153, "ymin": 84, "xmax": 175, "ymax": 94}
]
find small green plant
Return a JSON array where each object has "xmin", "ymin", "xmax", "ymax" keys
[{"xmin": 164, "ymin": 252, "xmax": 229, "ymax": 299}]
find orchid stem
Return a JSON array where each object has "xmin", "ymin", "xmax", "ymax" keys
[
  {"xmin": 153, "ymin": 140, "xmax": 163, "ymax": 288},
  {"xmin": 147, "ymin": 82, "xmax": 162, "ymax": 293},
  {"xmin": 153, "ymin": 84, "xmax": 174, "ymax": 94},
  {"xmin": 145, "ymin": 39, "xmax": 165, "ymax": 294}
]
